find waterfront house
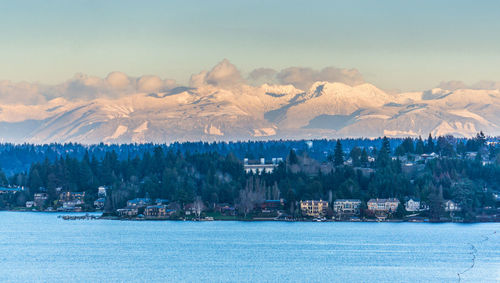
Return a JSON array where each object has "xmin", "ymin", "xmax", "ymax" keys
[
  {"xmin": 116, "ymin": 208, "xmax": 139, "ymax": 217},
  {"xmin": 94, "ymin": 198, "xmax": 105, "ymax": 209},
  {"xmin": 144, "ymin": 205, "xmax": 168, "ymax": 218},
  {"xmin": 127, "ymin": 198, "xmax": 152, "ymax": 208},
  {"xmin": 25, "ymin": 201, "xmax": 34, "ymax": 208},
  {"xmin": 333, "ymin": 199, "xmax": 362, "ymax": 216},
  {"xmin": 215, "ymin": 203, "xmax": 236, "ymax": 216},
  {"xmin": 260, "ymin": 199, "xmax": 285, "ymax": 212},
  {"xmin": 59, "ymin": 192, "xmax": 85, "ymax": 205},
  {"xmin": 404, "ymin": 198, "xmax": 421, "ymax": 212},
  {"xmin": 444, "ymin": 200, "xmax": 461, "ymax": 212},
  {"xmin": 300, "ymin": 200, "xmax": 328, "ymax": 217},
  {"xmin": 367, "ymin": 198, "xmax": 400, "ymax": 213},
  {"xmin": 34, "ymin": 193, "xmax": 49, "ymax": 207}
]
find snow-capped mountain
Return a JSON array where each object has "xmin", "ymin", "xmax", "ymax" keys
[{"xmin": 0, "ymin": 81, "xmax": 499, "ymax": 144}]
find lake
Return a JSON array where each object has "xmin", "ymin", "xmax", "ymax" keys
[{"xmin": 0, "ymin": 212, "xmax": 499, "ymax": 282}]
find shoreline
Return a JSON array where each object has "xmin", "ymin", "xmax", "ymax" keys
[{"xmin": 3, "ymin": 210, "xmax": 499, "ymax": 223}]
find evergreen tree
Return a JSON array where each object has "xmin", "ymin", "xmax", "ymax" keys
[{"xmin": 334, "ymin": 140, "xmax": 344, "ymax": 166}]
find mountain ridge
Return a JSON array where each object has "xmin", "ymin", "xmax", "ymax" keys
[{"xmin": 0, "ymin": 81, "xmax": 499, "ymax": 144}]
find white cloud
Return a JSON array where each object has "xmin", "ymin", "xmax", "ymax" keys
[
  {"xmin": 190, "ymin": 59, "xmax": 244, "ymax": 88},
  {"xmin": 437, "ymin": 80, "xmax": 500, "ymax": 91}
]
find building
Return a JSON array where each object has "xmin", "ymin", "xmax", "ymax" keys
[
  {"xmin": 144, "ymin": 205, "xmax": 168, "ymax": 218},
  {"xmin": 0, "ymin": 186, "xmax": 23, "ymax": 194},
  {"xmin": 127, "ymin": 198, "xmax": 152, "ymax": 208},
  {"xmin": 116, "ymin": 208, "xmax": 139, "ymax": 217},
  {"xmin": 333, "ymin": 199, "xmax": 362, "ymax": 215},
  {"xmin": 215, "ymin": 203, "xmax": 236, "ymax": 216},
  {"xmin": 94, "ymin": 198, "xmax": 106, "ymax": 209},
  {"xmin": 300, "ymin": 200, "xmax": 329, "ymax": 217},
  {"xmin": 367, "ymin": 198, "xmax": 400, "ymax": 213},
  {"xmin": 404, "ymin": 198, "xmax": 421, "ymax": 212},
  {"xmin": 444, "ymin": 200, "xmax": 461, "ymax": 212},
  {"xmin": 243, "ymin": 158, "xmax": 280, "ymax": 174},
  {"xmin": 97, "ymin": 186, "xmax": 107, "ymax": 198},
  {"xmin": 154, "ymin": 198, "xmax": 169, "ymax": 205},
  {"xmin": 25, "ymin": 201, "xmax": 35, "ymax": 208},
  {"xmin": 34, "ymin": 193, "xmax": 49, "ymax": 206},
  {"xmin": 59, "ymin": 192, "xmax": 85, "ymax": 205},
  {"xmin": 260, "ymin": 199, "xmax": 285, "ymax": 212}
]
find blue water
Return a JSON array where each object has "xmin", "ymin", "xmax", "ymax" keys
[{"xmin": 0, "ymin": 212, "xmax": 499, "ymax": 282}]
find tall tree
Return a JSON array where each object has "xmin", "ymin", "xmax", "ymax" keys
[{"xmin": 334, "ymin": 140, "xmax": 344, "ymax": 166}]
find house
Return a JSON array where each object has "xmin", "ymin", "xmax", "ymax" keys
[
  {"xmin": 97, "ymin": 186, "xmax": 107, "ymax": 198},
  {"xmin": 34, "ymin": 193, "xmax": 49, "ymax": 206},
  {"xmin": 260, "ymin": 199, "xmax": 285, "ymax": 212},
  {"xmin": 367, "ymin": 198, "xmax": 400, "ymax": 213},
  {"xmin": 404, "ymin": 198, "xmax": 421, "ymax": 212},
  {"xmin": 184, "ymin": 202, "xmax": 206, "ymax": 216},
  {"xmin": 444, "ymin": 200, "xmax": 461, "ymax": 212},
  {"xmin": 116, "ymin": 208, "xmax": 139, "ymax": 217},
  {"xmin": 59, "ymin": 192, "xmax": 85, "ymax": 205},
  {"xmin": 243, "ymin": 158, "xmax": 279, "ymax": 174},
  {"xmin": 0, "ymin": 186, "xmax": 23, "ymax": 194},
  {"xmin": 300, "ymin": 200, "xmax": 329, "ymax": 217},
  {"xmin": 215, "ymin": 203, "xmax": 236, "ymax": 216},
  {"xmin": 127, "ymin": 198, "xmax": 152, "ymax": 208},
  {"xmin": 154, "ymin": 198, "xmax": 169, "ymax": 205},
  {"xmin": 25, "ymin": 201, "xmax": 35, "ymax": 208},
  {"xmin": 333, "ymin": 199, "xmax": 362, "ymax": 215},
  {"xmin": 94, "ymin": 198, "xmax": 106, "ymax": 209},
  {"xmin": 144, "ymin": 205, "xmax": 169, "ymax": 218}
]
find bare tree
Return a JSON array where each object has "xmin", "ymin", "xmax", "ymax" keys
[
  {"xmin": 237, "ymin": 176, "xmax": 265, "ymax": 217},
  {"xmin": 193, "ymin": 196, "xmax": 205, "ymax": 219}
]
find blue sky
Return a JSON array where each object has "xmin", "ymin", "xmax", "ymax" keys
[{"xmin": 1, "ymin": 0, "xmax": 500, "ymax": 91}]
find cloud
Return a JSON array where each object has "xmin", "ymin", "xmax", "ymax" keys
[
  {"xmin": 247, "ymin": 66, "xmax": 365, "ymax": 90},
  {"xmin": 190, "ymin": 59, "xmax": 244, "ymax": 88},
  {"xmin": 248, "ymin": 68, "xmax": 278, "ymax": 85},
  {"xmin": 275, "ymin": 67, "xmax": 365, "ymax": 90},
  {"xmin": 0, "ymin": 72, "xmax": 178, "ymax": 105},
  {"xmin": 106, "ymin": 72, "xmax": 130, "ymax": 89},
  {"xmin": 437, "ymin": 80, "xmax": 500, "ymax": 91}
]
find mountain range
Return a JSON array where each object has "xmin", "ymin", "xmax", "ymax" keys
[{"xmin": 0, "ymin": 80, "xmax": 499, "ymax": 144}]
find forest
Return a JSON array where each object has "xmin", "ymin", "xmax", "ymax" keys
[{"xmin": 0, "ymin": 133, "xmax": 499, "ymax": 220}]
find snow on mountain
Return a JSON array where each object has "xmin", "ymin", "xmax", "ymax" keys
[{"xmin": 0, "ymin": 81, "xmax": 499, "ymax": 144}]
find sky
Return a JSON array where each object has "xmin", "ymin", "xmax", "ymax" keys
[{"xmin": 1, "ymin": 0, "xmax": 500, "ymax": 91}]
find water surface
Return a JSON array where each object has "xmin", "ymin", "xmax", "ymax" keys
[{"xmin": 0, "ymin": 212, "xmax": 499, "ymax": 282}]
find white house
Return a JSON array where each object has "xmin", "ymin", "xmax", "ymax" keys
[
  {"xmin": 444, "ymin": 200, "xmax": 461, "ymax": 212},
  {"xmin": 405, "ymin": 198, "xmax": 421, "ymax": 212}
]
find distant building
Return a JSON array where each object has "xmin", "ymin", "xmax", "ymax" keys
[
  {"xmin": 127, "ymin": 198, "xmax": 152, "ymax": 208},
  {"xmin": 94, "ymin": 198, "xmax": 106, "ymax": 209},
  {"xmin": 154, "ymin": 198, "xmax": 169, "ymax": 205},
  {"xmin": 260, "ymin": 199, "xmax": 285, "ymax": 212},
  {"xmin": 300, "ymin": 200, "xmax": 328, "ymax": 217},
  {"xmin": 404, "ymin": 198, "xmax": 421, "ymax": 212},
  {"xmin": 215, "ymin": 203, "xmax": 236, "ymax": 216},
  {"xmin": 333, "ymin": 199, "xmax": 362, "ymax": 215},
  {"xmin": 367, "ymin": 198, "xmax": 400, "ymax": 213},
  {"xmin": 0, "ymin": 186, "xmax": 23, "ymax": 194},
  {"xmin": 243, "ymin": 158, "xmax": 280, "ymax": 174},
  {"xmin": 59, "ymin": 192, "xmax": 85, "ymax": 205},
  {"xmin": 34, "ymin": 193, "xmax": 49, "ymax": 206},
  {"xmin": 97, "ymin": 186, "xmax": 107, "ymax": 198},
  {"xmin": 117, "ymin": 208, "xmax": 139, "ymax": 217},
  {"xmin": 144, "ymin": 205, "xmax": 169, "ymax": 218},
  {"xmin": 444, "ymin": 200, "xmax": 461, "ymax": 212},
  {"xmin": 25, "ymin": 201, "xmax": 35, "ymax": 208}
]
